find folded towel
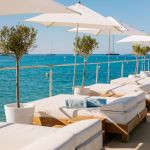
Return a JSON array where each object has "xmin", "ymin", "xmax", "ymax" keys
[
  {"xmin": 86, "ymin": 97, "xmax": 107, "ymax": 107},
  {"xmin": 65, "ymin": 98, "xmax": 87, "ymax": 108}
]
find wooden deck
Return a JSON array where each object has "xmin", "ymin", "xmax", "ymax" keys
[{"xmin": 104, "ymin": 112, "xmax": 150, "ymax": 150}]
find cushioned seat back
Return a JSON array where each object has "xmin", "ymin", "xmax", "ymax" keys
[
  {"xmin": 110, "ymin": 77, "xmax": 141, "ymax": 85},
  {"xmin": 87, "ymin": 84, "xmax": 122, "ymax": 96},
  {"xmin": 100, "ymin": 91, "xmax": 145, "ymax": 112},
  {"xmin": 22, "ymin": 119, "xmax": 102, "ymax": 150},
  {"xmin": 60, "ymin": 119, "xmax": 102, "ymax": 148},
  {"xmin": 22, "ymin": 131, "xmax": 75, "ymax": 150}
]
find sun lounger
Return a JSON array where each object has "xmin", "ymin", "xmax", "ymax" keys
[
  {"xmin": 110, "ymin": 77, "xmax": 150, "ymax": 85},
  {"xmin": 87, "ymin": 83, "xmax": 150, "ymax": 96},
  {"xmin": 0, "ymin": 119, "xmax": 103, "ymax": 150},
  {"xmin": 29, "ymin": 92, "xmax": 147, "ymax": 142}
]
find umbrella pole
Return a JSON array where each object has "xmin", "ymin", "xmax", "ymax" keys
[
  {"xmin": 107, "ymin": 31, "xmax": 111, "ymax": 83},
  {"xmin": 72, "ymin": 25, "xmax": 79, "ymax": 94}
]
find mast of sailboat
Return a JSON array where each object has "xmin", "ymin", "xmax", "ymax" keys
[{"xmin": 112, "ymin": 34, "xmax": 115, "ymax": 54}]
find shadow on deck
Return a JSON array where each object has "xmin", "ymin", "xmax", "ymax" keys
[{"xmin": 105, "ymin": 113, "xmax": 150, "ymax": 150}]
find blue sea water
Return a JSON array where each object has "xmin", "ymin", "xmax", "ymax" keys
[{"xmin": 0, "ymin": 54, "xmax": 149, "ymax": 121}]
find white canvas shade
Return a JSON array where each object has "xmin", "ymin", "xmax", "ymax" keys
[
  {"xmin": 25, "ymin": 3, "xmax": 122, "ymax": 28},
  {"xmin": 117, "ymin": 35, "xmax": 150, "ymax": 44},
  {"xmin": 0, "ymin": 0, "xmax": 75, "ymax": 15},
  {"xmin": 68, "ymin": 17, "xmax": 146, "ymax": 36}
]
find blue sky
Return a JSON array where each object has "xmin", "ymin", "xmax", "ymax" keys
[{"xmin": 0, "ymin": 0, "xmax": 150, "ymax": 54}]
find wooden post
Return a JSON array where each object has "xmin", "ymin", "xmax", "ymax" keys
[
  {"xmin": 49, "ymin": 65, "xmax": 53, "ymax": 97},
  {"xmin": 96, "ymin": 64, "xmax": 99, "ymax": 84}
]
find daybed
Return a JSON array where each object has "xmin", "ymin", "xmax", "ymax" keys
[
  {"xmin": 0, "ymin": 119, "xmax": 103, "ymax": 150},
  {"xmin": 110, "ymin": 77, "xmax": 150, "ymax": 85},
  {"xmin": 29, "ymin": 92, "xmax": 147, "ymax": 142}
]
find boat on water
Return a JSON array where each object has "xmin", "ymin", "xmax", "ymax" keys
[
  {"xmin": 105, "ymin": 52, "xmax": 120, "ymax": 55},
  {"xmin": 46, "ymin": 53, "xmax": 56, "ymax": 56}
]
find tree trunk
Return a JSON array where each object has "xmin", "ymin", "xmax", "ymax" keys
[
  {"xmin": 136, "ymin": 55, "xmax": 139, "ymax": 74},
  {"xmin": 16, "ymin": 59, "xmax": 20, "ymax": 108},
  {"xmin": 82, "ymin": 57, "xmax": 87, "ymax": 88}
]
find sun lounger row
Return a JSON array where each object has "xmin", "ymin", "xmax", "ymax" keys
[
  {"xmin": 29, "ymin": 91, "xmax": 146, "ymax": 141},
  {"xmin": 0, "ymin": 119, "xmax": 103, "ymax": 150}
]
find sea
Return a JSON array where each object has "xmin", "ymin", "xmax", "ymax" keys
[{"xmin": 0, "ymin": 54, "xmax": 149, "ymax": 121}]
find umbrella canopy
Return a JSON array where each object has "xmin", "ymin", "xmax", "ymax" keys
[
  {"xmin": 117, "ymin": 35, "xmax": 150, "ymax": 44},
  {"xmin": 25, "ymin": 3, "xmax": 122, "ymax": 28},
  {"xmin": 68, "ymin": 17, "xmax": 146, "ymax": 36},
  {"xmin": 0, "ymin": 0, "xmax": 75, "ymax": 15}
]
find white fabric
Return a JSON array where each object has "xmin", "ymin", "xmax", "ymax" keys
[
  {"xmin": 110, "ymin": 77, "xmax": 143, "ymax": 85},
  {"xmin": 0, "ymin": 0, "xmax": 74, "ymax": 15},
  {"xmin": 77, "ymin": 134, "xmax": 102, "ymax": 150},
  {"xmin": 100, "ymin": 91, "xmax": 145, "ymax": 111},
  {"xmin": 0, "ymin": 119, "xmax": 102, "ymax": 150},
  {"xmin": 22, "ymin": 130, "xmax": 75, "ymax": 150},
  {"xmin": 102, "ymin": 100, "xmax": 145, "ymax": 124},
  {"xmin": 26, "ymin": 3, "xmax": 122, "ymax": 28},
  {"xmin": 61, "ymin": 119, "xmax": 102, "ymax": 147},
  {"xmin": 88, "ymin": 83, "xmax": 149, "ymax": 97},
  {"xmin": 137, "ymin": 77, "xmax": 150, "ymax": 85},
  {"xmin": 0, "ymin": 124, "xmax": 58, "ymax": 150},
  {"xmin": 87, "ymin": 83, "xmax": 123, "ymax": 95},
  {"xmin": 68, "ymin": 17, "xmax": 146, "ymax": 36},
  {"xmin": 117, "ymin": 35, "xmax": 150, "ymax": 44}
]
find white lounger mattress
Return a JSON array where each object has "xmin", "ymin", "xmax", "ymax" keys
[
  {"xmin": 0, "ymin": 123, "xmax": 59, "ymax": 150},
  {"xmin": 102, "ymin": 101, "xmax": 145, "ymax": 124},
  {"xmin": 30, "ymin": 93, "xmax": 145, "ymax": 124},
  {"xmin": 110, "ymin": 77, "xmax": 150, "ymax": 85},
  {"xmin": 87, "ymin": 84, "xmax": 123, "ymax": 95},
  {"xmin": 110, "ymin": 77, "xmax": 143, "ymax": 85}
]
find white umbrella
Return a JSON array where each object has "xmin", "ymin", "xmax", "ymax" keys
[
  {"xmin": 117, "ymin": 35, "xmax": 150, "ymax": 44},
  {"xmin": 25, "ymin": 3, "xmax": 122, "ymax": 93},
  {"xmin": 0, "ymin": 0, "xmax": 75, "ymax": 15},
  {"xmin": 68, "ymin": 17, "xmax": 147, "ymax": 83},
  {"xmin": 25, "ymin": 4, "xmax": 121, "ymax": 28}
]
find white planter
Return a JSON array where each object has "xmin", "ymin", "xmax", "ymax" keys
[
  {"xmin": 4, "ymin": 103, "xmax": 35, "ymax": 124},
  {"xmin": 74, "ymin": 87, "xmax": 90, "ymax": 96}
]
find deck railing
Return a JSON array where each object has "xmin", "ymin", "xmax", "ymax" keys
[{"xmin": 0, "ymin": 58, "xmax": 150, "ymax": 96}]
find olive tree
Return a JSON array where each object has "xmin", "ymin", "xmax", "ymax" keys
[
  {"xmin": 0, "ymin": 25, "xmax": 37, "ymax": 108},
  {"xmin": 133, "ymin": 44, "xmax": 150, "ymax": 72},
  {"xmin": 132, "ymin": 44, "xmax": 141, "ymax": 74},
  {"xmin": 74, "ymin": 35, "xmax": 98, "ymax": 87}
]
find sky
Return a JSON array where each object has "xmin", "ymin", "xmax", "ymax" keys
[{"xmin": 0, "ymin": 0, "xmax": 150, "ymax": 54}]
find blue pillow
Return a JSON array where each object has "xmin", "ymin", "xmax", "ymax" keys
[
  {"xmin": 65, "ymin": 98, "xmax": 87, "ymax": 108},
  {"xmin": 86, "ymin": 97, "xmax": 107, "ymax": 108}
]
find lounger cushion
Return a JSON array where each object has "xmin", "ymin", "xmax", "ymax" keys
[
  {"xmin": 87, "ymin": 84, "xmax": 123, "ymax": 96},
  {"xmin": 110, "ymin": 77, "xmax": 142, "ymax": 85},
  {"xmin": 22, "ymin": 131, "xmax": 75, "ymax": 150},
  {"xmin": 100, "ymin": 91, "xmax": 145, "ymax": 111},
  {"xmin": 0, "ymin": 123, "xmax": 59, "ymax": 150},
  {"xmin": 138, "ymin": 77, "xmax": 150, "ymax": 85},
  {"xmin": 60, "ymin": 119, "xmax": 102, "ymax": 147},
  {"xmin": 22, "ymin": 119, "xmax": 102, "ymax": 150},
  {"xmin": 86, "ymin": 97, "xmax": 107, "ymax": 107},
  {"xmin": 65, "ymin": 98, "xmax": 87, "ymax": 108},
  {"xmin": 102, "ymin": 100, "xmax": 145, "ymax": 124}
]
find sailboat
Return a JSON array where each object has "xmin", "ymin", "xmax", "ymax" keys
[
  {"xmin": 47, "ymin": 41, "xmax": 56, "ymax": 56},
  {"xmin": 105, "ymin": 35, "xmax": 120, "ymax": 56}
]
